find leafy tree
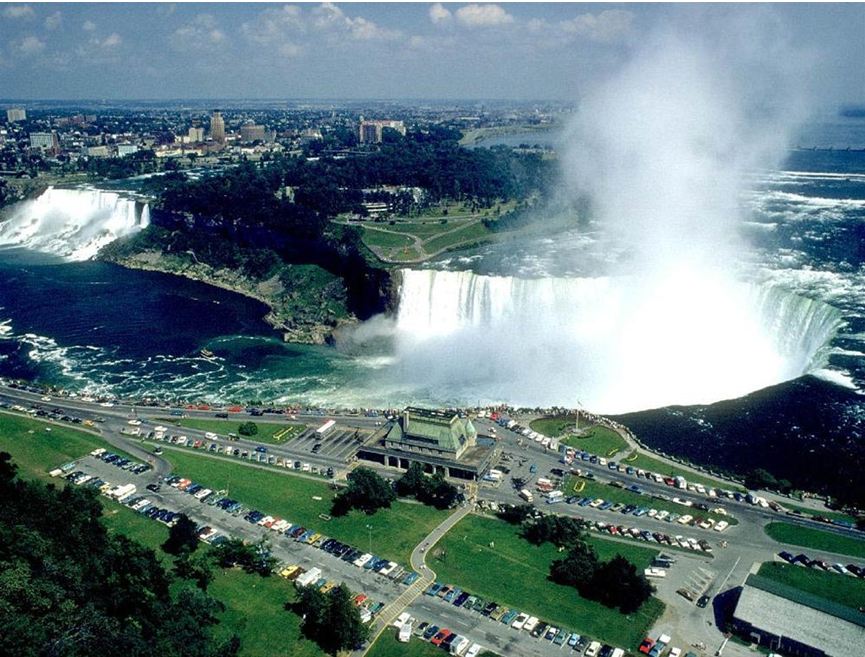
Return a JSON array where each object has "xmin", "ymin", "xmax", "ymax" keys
[
  {"xmin": 586, "ymin": 555, "xmax": 654, "ymax": 614},
  {"xmin": 213, "ymin": 537, "xmax": 276, "ymax": 576},
  {"xmin": 395, "ymin": 463, "xmax": 459, "ymax": 509},
  {"xmin": 497, "ymin": 503, "xmax": 535, "ymax": 525},
  {"xmin": 294, "ymin": 584, "xmax": 369, "ymax": 655},
  {"xmin": 331, "ymin": 467, "xmax": 395, "ymax": 516},
  {"xmin": 0, "ymin": 452, "xmax": 238, "ymax": 657},
  {"xmin": 395, "ymin": 461, "xmax": 426, "ymax": 497},
  {"xmin": 238, "ymin": 421, "xmax": 258, "ymax": 437},
  {"xmin": 523, "ymin": 515, "xmax": 586, "ymax": 547},
  {"xmin": 162, "ymin": 512, "xmax": 200, "ymax": 555},
  {"xmin": 550, "ymin": 542, "xmax": 600, "ymax": 588},
  {"xmin": 175, "ymin": 550, "xmax": 215, "ymax": 590}
]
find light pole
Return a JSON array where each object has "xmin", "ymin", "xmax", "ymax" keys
[{"xmin": 366, "ymin": 523, "xmax": 372, "ymax": 554}]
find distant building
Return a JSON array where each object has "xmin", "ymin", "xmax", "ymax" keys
[
  {"xmin": 187, "ymin": 126, "xmax": 205, "ymax": 143},
  {"xmin": 358, "ymin": 407, "xmax": 495, "ymax": 480},
  {"xmin": 210, "ymin": 110, "xmax": 225, "ymax": 143},
  {"xmin": 240, "ymin": 122, "xmax": 266, "ymax": 143},
  {"xmin": 86, "ymin": 145, "xmax": 111, "ymax": 158},
  {"xmin": 6, "ymin": 108, "xmax": 26, "ymax": 123},
  {"xmin": 358, "ymin": 118, "xmax": 406, "ymax": 144},
  {"xmin": 117, "ymin": 143, "xmax": 139, "ymax": 157},
  {"xmin": 730, "ymin": 573, "xmax": 865, "ymax": 657},
  {"xmin": 29, "ymin": 131, "xmax": 58, "ymax": 152}
]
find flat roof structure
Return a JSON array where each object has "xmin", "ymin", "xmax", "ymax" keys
[{"xmin": 730, "ymin": 574, "xmax": 865, "ymax": 657}]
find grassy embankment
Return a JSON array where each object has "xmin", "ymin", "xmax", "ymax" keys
[
  {"xmin": 367, "ymin": 633, "xmax": 446, "ymax": 657},
  {"xmin": 758, "ymin": 562, "xmax": 865, "ymax": 610},
  {"xmin": 157, "ymin": 416, "xmax": 306, "ymax": 444},
  {"xmin": 529, "ymin": 419, "xmax": 628, "ymax": 457},
  {"xmin": 0, "ymin": 413, "xmax": 324, "ymax": 657},
  {"xmin": 764, "ymin": 522, "xmax": 865, "ymax": 559},
  {"xmin": 430, "ymin": 514, "xmax": 663, "ymax": 649},
  {"xmin": 161, "ymin": 448, "xmax": 449, "ymax": 565},
  {"xmin": 780, "ymin": 501, "xmax": 859, "ymax": 525}
]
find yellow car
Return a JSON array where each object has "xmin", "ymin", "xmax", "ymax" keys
[
  {"xmin": 320, "ymin": 580, "xmax": 337, "ymax": 594},
  {"xmin": 279, "ymin": 565, "xmax": 299, "ymax": 579},
  {"xmin": 306, "ymin": 532, "xmax": 322, "ymax": 545}
]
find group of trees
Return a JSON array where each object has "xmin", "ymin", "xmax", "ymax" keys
[
  {"xmin": 395, "ymin": 462, "xmax": 460, "ymax": 509},
  {"xmin": 0, "ymin": 452, "xmax": 239, "ymax": 657},
  {"xmin": 331, "ymin": 467, "xmax": 396, "ymax": 516},
  {"xmin": 238, "ymin": 421, "xmax": 258, "ymax": 437},
  {"xmin": 213, "ymin": 537, "xmax": 278, "ymax": 576},
  {"xmin": 497, "ymin": 503, "xmax": 654, "ymax": 615},
  {"xmin": 293, "ymin": 583, "xmax": 369, "ymax": 655}
]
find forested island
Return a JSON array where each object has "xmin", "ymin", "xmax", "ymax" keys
[{"xmin": 101, "ymin": 127, "xmax": 554, "ymax": 343}]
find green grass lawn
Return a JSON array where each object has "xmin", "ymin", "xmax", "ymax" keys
[
  {"xmin": 367, "ymin": 633, "xmax": 445, "ymax": 657},
  {"xmin": 423, "ymin": 222, "xmax": 491, "ymax": 253},
  {"xmin": 360, "ymin": 228, "xmax": 417, "ymax": 250},
  {"xmin": 0, "ymin": 411, "xmax": 138, "ymax": 481},
  {"xmin": 765, "ymin": 522, "xmax": 865, "ymax": 559},
  {"xmin": 163, "ymin": 449, "xmax": 449, "ymax": 565},
  {"xmin": 622, "ymin": 452, "xmax": 745, "ymax": 492},
  {"xmin": 758, "ymin": 562, "xmax": 865, "ymax": 611},
  {"xmin": 429, "ymin": 514, "xmax": 663, "ymax": 649},
  {"xmin": 530, "ymin": 419, "xmax": 629, "ymax": 457},
  {"xmin": 565, "ymin": 476, "xmax": 735, "ymax": 526},
  {"xmin": 158, "ymin": 417, "xmax": 306, "ymax": 444}
]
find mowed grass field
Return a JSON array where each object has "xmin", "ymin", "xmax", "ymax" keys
[
  {"xmin": 367, "ymin": 633, "xmax": 447, "ymax": 657},
  {"xmin": 0, "ymin": 413, "xmax": 325, "ymax": 657},
  {"xmin": 758, "ymin": 562, "xmax": 865, "ymax": 611},
  {"xmin": 0, "ymin": 411, "xmax": 138, "ymax": 481},
  {"xmin": 430, "ymin": 514, "xmax": 663, "ymax": 649},
  {"xmin": 162, "ymin": 449, "xmax": 449, "ymax": 564},
  {"xmin": 765, "ymin": 522, "xmax": 865, "ymax": 559},
  {"xmin": 621, "ymin": 452, "xmax": 744, "ymax": 492},
  {"xmin": 158, "ymin": 417, "xmax": 306, "ymax": 444}
]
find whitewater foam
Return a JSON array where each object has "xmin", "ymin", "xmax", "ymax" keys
[{"xmin": 0, "ymin": 187, "xmax": 150, "ymax": 261}]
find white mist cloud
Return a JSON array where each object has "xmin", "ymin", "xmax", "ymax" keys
[
  {"xmin": 3, "ymin": 5, "xmax": 33, "ymax": 19},
  {"xmin": 429, "ymin": 3, "xmax": 451, "ymax": 25},
  {"xmin": 44, "ymin": 11, "xmax": 62, "ymax": 30},
  {"xmin": 455, "ymin": 4, "xmax": 513, "ymax": 28}
]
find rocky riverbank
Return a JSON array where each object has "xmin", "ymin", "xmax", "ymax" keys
[{"xmin": 100, "ymin": 249, "xmax": 356, "ymax": 345}]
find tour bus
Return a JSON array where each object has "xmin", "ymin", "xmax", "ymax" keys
[{"xmin": 519, "ymin": 489, "xmax": 534, "ymax": 503}]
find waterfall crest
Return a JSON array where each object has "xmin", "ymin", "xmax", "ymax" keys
[
  {"xmin": 392, "ymin": 268, "xmax": 844, "ymax": 412},
  {"xmin": 0, "ymin": 187, "xmax": 151, "ymax": 261}
]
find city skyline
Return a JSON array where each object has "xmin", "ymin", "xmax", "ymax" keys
[{"xmin": 0, "ymin": 3, "xmax": 862, "ymax": 105}]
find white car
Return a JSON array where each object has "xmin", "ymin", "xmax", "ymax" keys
[
  {"xmin": 511, "ymin": 613, "xmax": 529, "ymax": 630},
  {"xmin": 465, "ymin": 644, "xmax": 483, "ymax": 657},
  {"xmin": 669, "ymin": 648, "xmax": 682, "ymax": 657}
]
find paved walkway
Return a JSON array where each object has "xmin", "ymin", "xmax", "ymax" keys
[{"xmin": 355, "ymin": 503, "xmax": 474, "ymax": 656}]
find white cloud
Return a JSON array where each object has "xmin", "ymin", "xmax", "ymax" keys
[
  {"xmin": 242, "ymin": 5, "xmax": 305, "ymax": 46},
  {"xmin": 312, "ymin": 3, "xmax": 401, "ymax": 41},
  {"xmin": 101, "ymin": 33, "xmax": 122, "ymax": 48},
  {"xmin": 82, "ymin": 20, "xmax": 96, "ymax": 32},
  {"xmin": 3, "ymin": 5, "xmax": 33, "ymax": 19},
  {"xmin": 561, "ymin": 10, "xmax": 634, "ymax": 43},
  {"xmin": 16, "ymin": 35, "xmax": 44, "ymax": 55},
  {"xmin": 44, "ymin": 11, "xmax": 61, "ymax": 30},
  {"xmin": 172, "ymin": 14, "xmax": 227, "ymax": 50},
  {"xmin": 455, "ymin": 4, "xmax": 513, "ymax": 28},
  {"xmin": 429, "ymin": 3, "xmax": 451, "ymax": 25}
]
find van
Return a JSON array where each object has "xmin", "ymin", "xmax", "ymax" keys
[{"xmin": 586, "ymin": 641, "xmax": 602, "ymax": 657}]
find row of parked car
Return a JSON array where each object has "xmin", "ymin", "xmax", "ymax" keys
[
  {"xmin": 155, "ymin": 472, "xmax": 421, "ymax": 590},
  {"xmin": 53, "ymin": 448, "xmax": 152, "ymax": 480},
  {"xmin": 777, "ymin": 550, "xmax": 865, "ymax": 577},
  {"xmin": 146, "ymin": 431, "xmax": 335, "ymax": 478},
  {"xmin": 421, "ymin": 581, "xmax": 621, "ymax": 657},
  {"xmin": 587, "ymin": 518, "xmax": 714, "ymax": 554}
]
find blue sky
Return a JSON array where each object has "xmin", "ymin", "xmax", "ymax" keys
[{"xmin": 0, "ymin": 2, "xmax": 862, "ymax": 102}]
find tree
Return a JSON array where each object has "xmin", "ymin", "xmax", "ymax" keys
[
  {"xmin": 395, "ymin": 461, "xmax": 426, "ymax": 497},
  {"xmin": 295, "ymin": 584, "xmax": 369, "ymax": 655},
  {"xmin": 331, "ymin": 467, "xmax": 395, "ymax": 516},
  {"xmin": 550, "ymin": 542, "xmax": 599, "ymax": 589},
  {"xmin": 238, "ymin": 421, "xmax": 258, "ymax": 437},
  {"xmin": 214, "ymin": 537, "xmax": 276, "ymax": 576},
  {"xmin": 523, "ymin": 515, "xmax": 586, "ymax": 547},
  {"xmin": 586, "ymin": 555, "xmax": 654, "ymax": 614},
  {"xmin": 395, "ymin": 463, "xmax": 459, "ymax": 510},
  {"xmin": 175, "ymin": 550, "xmax": 215, "ymax": 590},
  {"xmin": 162, "ymin": 512, "xmax": 200, "ymax": 555},
  {"xmin": 497, "ymin": 503, "xmax": 534, "ymax": 525}
]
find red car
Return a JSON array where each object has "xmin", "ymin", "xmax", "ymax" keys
[
  {"xmin": 430, "ymin": 629, "xmax": 452, "ymax": 647},
  {"xmin": 639, "ymin": 638, "xmax": 655, "ymax": 654}
]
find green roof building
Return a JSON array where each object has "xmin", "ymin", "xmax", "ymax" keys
[{"xmin": 385, "ymin": 407, "xmax": 477, "ymax": 460}]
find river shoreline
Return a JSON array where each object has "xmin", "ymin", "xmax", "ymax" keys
[{"xmin": 100, "ymin": 250, "xmax": 352, "ymax": 345}]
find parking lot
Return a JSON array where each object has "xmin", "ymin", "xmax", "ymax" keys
[{"xmin": 290, "ymin": 426, "xmax": 366, "ymax": 462}]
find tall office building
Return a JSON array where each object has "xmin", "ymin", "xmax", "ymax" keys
[
  {"xmin": 187, "ymin": 126, "xmax": 205, "ymax": 143},
  {"xmin": 210, "ymin": 110, "xmax": 225, "ymax": 143},
  {"xmin": 358, "ymin": 118, "xmax": 406, "ymax": 144},
  {"xmin": 240, "ymin": 122, "xmax": 266, "ymax": 143},
  {"xmin": 29, "ymin": 131, "xmax": 58, "ymax": 152},
  {"xmin": 6, "ymin": 108, "xmax": 26, "ymax": 123}
]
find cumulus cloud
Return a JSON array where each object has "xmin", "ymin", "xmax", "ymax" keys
[
  {"xmin": 429, "ymin": 3, "xmax": 451, "ymax": 25},
  {"xmin": 455, "ymin": 4, "xmax": 514, "ymax": 27},
  {"xmin": 100, "ymin": 33, "xmax": 122, "ymax": 48},
  {"xmin": 561, "ymin": 9, "xmax": 634, "ymax": 43},
  {"xmin": 3, "ymin": 5, "xmax": 33, "ymax": 19},
  {"xmin": 173, "ymin": 14, "xmax": 227, "ymax": 50},
  {"xmin": 82, "ymin": 20, "xmax": 96, "ymax": 32},
  {"xmin": 44, "ymin": 11, "xmax": 61, "ymax": 30},
  {"xmin": 16, "ymin": 35, "xmax": 44, "ymax": 55},
  {"xmin": 312, "ymin": 2, "xmax": 401, "ymax": 40}
]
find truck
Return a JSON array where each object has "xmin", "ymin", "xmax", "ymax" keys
[
  {"xmin": 546, "ymin": 490, "xmax": 565, "ymax": 504},
  {"xmin": 316, "ymin": 419, "xmax": 336, "ymax": 435},
  {"xmin": 398, "ymin": 623, "xmax": 412, "ymax": 643},
  {"xmin": 519, "ymin": 489, "xmax": 534, "ymax": 503},
  {"xmin": 295, "ymin": 567, "xmax": 322, "ymax": 587}
]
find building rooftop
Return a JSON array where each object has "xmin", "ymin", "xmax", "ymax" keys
[{"xmin": 733, "ymin": 574, "xmax": 865, "ymax": 656}]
